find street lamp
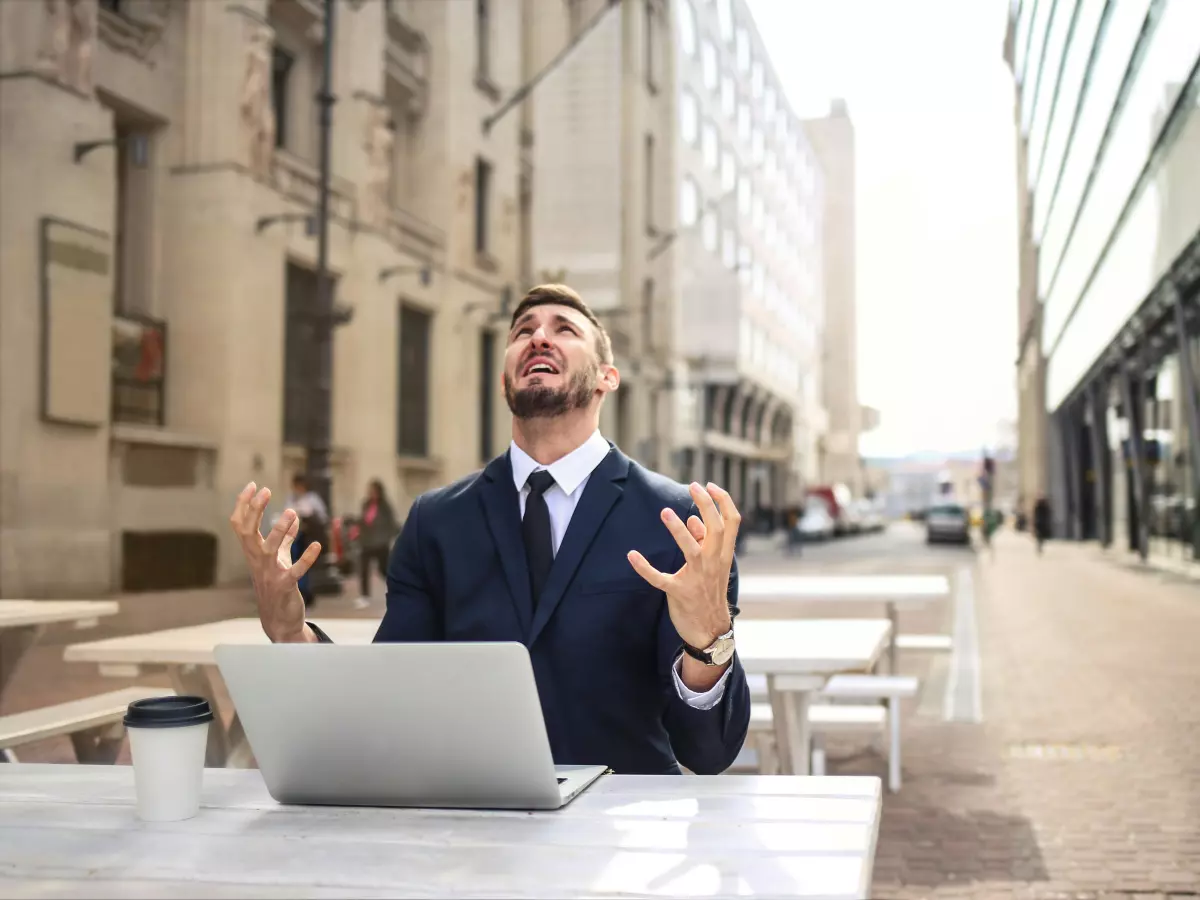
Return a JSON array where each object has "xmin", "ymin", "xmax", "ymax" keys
[{"xmin": 305, "ymin": 0, "xmax": 341, "ymax": 597}]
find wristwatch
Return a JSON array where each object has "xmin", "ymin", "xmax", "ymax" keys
[{"xmin": 681, "ymin": 624, "xmax": 736, "ymax": 667}]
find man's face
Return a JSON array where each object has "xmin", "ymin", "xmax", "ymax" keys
[{"xmin": 502, "ymin": 304, "xmax": 609, "ymax": 419}]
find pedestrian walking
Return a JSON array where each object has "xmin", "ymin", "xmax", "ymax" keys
[
  {"xmin": 283, "ymin": 473, "xmax": 329, "ymax": 607},
  {"xmin": 1033, "ymin": 495, "xmax": 1051, "ymax": 555},
  {"xmin": 354, "ymin": 478, "xmax": 400, "ymax": 609}
]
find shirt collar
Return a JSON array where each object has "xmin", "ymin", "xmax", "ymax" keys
[{"xmin": 509, "ymin": 430, "xmax": 610, "ymax": 497}]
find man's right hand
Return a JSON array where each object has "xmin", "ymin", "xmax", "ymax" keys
[{"xmin": 230, "ymin": 481, "xmax": 321, "ymax": 644}]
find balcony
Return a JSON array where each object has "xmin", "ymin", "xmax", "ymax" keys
[
  {"xmin": 270, "ymin": 149, "xmax": 354, "ymax": 221},
  {"xmin": 111, "ymin": 313, "xmax": 166, "ymax": 427},
  {"xmin": 385, "ymin": 1, "xmax": 429, "ymax": 117}
]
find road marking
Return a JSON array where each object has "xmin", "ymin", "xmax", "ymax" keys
[{"xmin": 943, "ymin": 565, "xmax": 983, "ymax": 723}]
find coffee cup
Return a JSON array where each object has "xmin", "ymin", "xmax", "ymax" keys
[{"xmin": 124, "ymin": 695, "xmax": 214, "ymax": 822}]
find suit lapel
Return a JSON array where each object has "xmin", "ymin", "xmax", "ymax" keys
[
  {"xmin": 528, "ymin": 448, "xmax": 630, "ymax": 646},
  {"xmin": 479, "ymin": 452, "xmax": 534, "ymax": 636}
]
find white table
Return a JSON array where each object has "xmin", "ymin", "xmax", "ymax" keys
[
  {"xmin": 0, "ymin": 764, "xmax": 883, "ymax": 899},
  {"xmin": 63, "ymin": 618, "xmax": 379, "ymax": 768},
  {"xmin": 0, "ymin": 600, "xmax": 119, "ymax": 701},
  {"xmin": 739, "ymin": 575, "xmax": 950, "ymax": 673},
  {"xmin": 734, "ymin": 619, "xmax": 893, "ymax": 777}
]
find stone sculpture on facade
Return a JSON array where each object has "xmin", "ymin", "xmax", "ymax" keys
[
  {"xmin": 362, "ymin": 103, "xmax": 395, "ymax": 229},
  {"xmin": 241, "ymin": 24, "xmax": 276, "ymax": 178},
  {"xmin": 36, "ymin": 0, "xmax": 98, "ymax": 95}
]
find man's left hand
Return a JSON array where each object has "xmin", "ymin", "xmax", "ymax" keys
[{"xmin": 627, "ymin": 482, "xmax": 741, "ymax": 651}]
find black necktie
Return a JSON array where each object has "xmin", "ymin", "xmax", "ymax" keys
[{"xmin": 522, "ymin": 470, "xmax": 556, "ymax": 611}]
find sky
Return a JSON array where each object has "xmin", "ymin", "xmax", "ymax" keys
[{"xmin": 744, "ymin": 0, "xmax": 1020, "ymax": 458}]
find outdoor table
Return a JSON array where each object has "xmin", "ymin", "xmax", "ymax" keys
[
  {"xmin": 734, "ymin": 618, "xmax": 893, "ymax": 777},
  {"xmin": 0, "ymin": 600, "xmax": 119, "ymax": 702},
  {"xmin": 738, "ymin": 574, "xmax": 950, "ymax": 672},
  {"xmin": 63, "ymin": 617, "xmax": 378, "ymax": 768},
  {"xmin": 0, "ymin": 763, "xmax": 883, "ymax": 898}
]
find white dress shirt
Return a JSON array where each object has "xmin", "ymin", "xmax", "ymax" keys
[{"xmin": 509, "ymin": 430, "xmax": 730, "ymax": 709}]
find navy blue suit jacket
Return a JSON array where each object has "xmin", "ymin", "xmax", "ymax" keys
[{"xmin": 349, "ymin": 445, "xmax": 750, "ymax": 775}]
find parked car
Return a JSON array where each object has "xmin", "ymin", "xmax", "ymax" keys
[
  {"xmin": 806, "ymin": 484, "xmax": 855, "ymax": 535},
  {"xmin": 798, "ymin": 501, "xmax": 836, "ymax": 541},
  {"xmin": 926, "ymin": 503, "xmax": 971, "ymax": 545},
  {"xmin": 853, "ymin": 499, "xmax": 885, "ymax": 533}
]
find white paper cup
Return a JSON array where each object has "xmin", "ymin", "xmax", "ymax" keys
[{"xmin": 124, "ymin": 696, "xmax": 214, "ymax": 822}]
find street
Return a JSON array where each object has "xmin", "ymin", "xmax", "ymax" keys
[{"xmin": 4, "ymin": 522, "xmax": 1200, "ymax": 899}]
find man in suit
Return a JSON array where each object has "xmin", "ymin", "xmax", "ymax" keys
[{"xmin": 230, "ymin": 284, "xmax": 751, "ymax": 775}]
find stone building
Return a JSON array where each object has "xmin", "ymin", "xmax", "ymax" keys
[
  {"xmin": 670, "ymin": 0, "xmax": 827, "ymax": 528},
  {"xmin": 0, "ymin": 0, "xmax": 533, "ymax": 596}
]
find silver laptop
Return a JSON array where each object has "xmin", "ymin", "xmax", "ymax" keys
[{"xmin": 213, "ymin": 642, "xmax": 608, "ymax": 810}]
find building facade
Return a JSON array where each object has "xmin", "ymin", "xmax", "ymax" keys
[
  {"xmin": 671, "ymin": 0, "xmax": 827, "ymax": 528},
  {"xmin": 1005, "ymin": 0, "xmax": 1200, "ymax": 567},
  {"xmin": 0, "ymin": 0, "xmax": 532, "ymax": 596},
  {"xmin": 526, "ymin": 0, "xmax": 679, "ymax": 471},
  {"xmin": 803, "ymin": 100, "xmax": 864, "ymax": 496}
]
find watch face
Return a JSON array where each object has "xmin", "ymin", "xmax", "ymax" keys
[{"xmin": 709, "ymin": 635, "xmax": 736, "ymax": 666}]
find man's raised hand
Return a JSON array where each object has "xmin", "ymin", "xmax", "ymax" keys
[
  {"xmin": 229, "ymin": 481, "xmax": 320, "ymax": 643},
  {"xmin": 626, "ymin": 482, "xmax": 741, "ymax": 651}
]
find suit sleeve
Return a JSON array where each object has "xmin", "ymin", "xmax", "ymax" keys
[{"xmin": 657, "ymin": 529, "xmax": 751, "ymax": 775}]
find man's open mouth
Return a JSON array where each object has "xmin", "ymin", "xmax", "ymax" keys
[{"xmin": 522, "ymin": 357, "xmax": 560, "ymax": 377}]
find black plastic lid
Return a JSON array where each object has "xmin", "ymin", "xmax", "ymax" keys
[{"xmin": 124, "ymin": 695, "xmax": 214, "ymax": 729}]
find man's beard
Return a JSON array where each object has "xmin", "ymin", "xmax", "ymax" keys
[{"xmin": 504, "ymin": 365, "xmax": 597, "ymax": 419}]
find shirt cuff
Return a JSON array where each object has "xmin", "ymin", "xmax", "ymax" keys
[{"xmin": 671, "ymin": 652, "xmax": 730, "ymax": 710}]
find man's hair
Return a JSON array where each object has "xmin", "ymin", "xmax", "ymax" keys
[{"xmin": 509, "ymin": 284, "xmax": 614, "ymax": 365}]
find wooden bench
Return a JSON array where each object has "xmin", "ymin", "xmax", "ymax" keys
[
  {"xmin": 0, "ymin": 686, "xmax": 174, "ymax": 764},
  {"xmin": 895, "ymin": 634, "xmax": 953, "ymax": 652},
  {"xmin": 739, "ymin": 674, "xmax": 919, "ymax": 792}
]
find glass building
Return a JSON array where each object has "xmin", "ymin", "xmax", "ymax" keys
[{"xmin": 1008, "ymin": 0, "xmax": 1200, "ymax": 568}]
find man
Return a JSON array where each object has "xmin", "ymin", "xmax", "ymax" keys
[
  {"xmin": 1033, "ymin": 495, "xmax": 1051, "ymax": 555},
  {"xmin": 278, "ymin": 473, "xmax": 328, "ymax": 607},
  {"xmin": 231, "ymin": 284, "xmax": 751, "ymax": 775}
]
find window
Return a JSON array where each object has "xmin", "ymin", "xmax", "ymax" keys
[
  {"xmin": 751, "ymin": 127, "xmax": 764, "ymax": 162},
  {"xmin": 644, "ymin": 1, "xmax": 657, "ymax": 92},
  {"xmin": 765, "ymin": 87, "xmax": 776, "ymax": 120},
  {"xmin": 479, "ymin": 329, "xmax": 495, "ymax": 462},
  {"xmin": 398, "ymin": 304, "xmax": 432, "ymax": 456},
  {"xmin": 644, "ymin": 133, "xmax": 655, "ymax": 232},
  {"xmin": 474, "ymin": 157, "xmax": 492, "ymax": 255},
  {"xmin": 678, "ymin": 0, "xmax": 697, "ymax": 57},
  {"xmin": 680, "ymin": 177, "xmax": 700, "ymax": 225},
  {"xmin": 283, "ymin": 263, "xmax": 320, "ymax": 446},
  {"xmin": 721, "ymin": 150, "xmax": 736, "ymax": 192},
  {"xmin": 721, "ymin": 75, "xmax": 735, "ymax": 117},
  {"xmin": 751, "ymin": 61, "xmax": 763, "ymax": 97},
  {"xmin": 738, "ymin": 178, "xmax": 751, "ymax": 217},
  {"xmin": 681, "ymin": 90, "xmax": 699, "ymax": 144},
  {"xmin": 717, "ymin": 0, "xmax": 734, "ymax": 42},
  {"xmin": 722, "ymin": 229, "xmax": 737, "ymax": 269},
  {"xmin": 701, "ymin": 121, "xmax": 719, "ymax": 170},
  {"xmin": 475, "ymin": 0, "xmax": 491, "ymax": 78},
  {"xmin": 271, "ymin": 45, "xmax": 294, "ymax": 150},
  {"xmin": 736, "ymin": 29, "xmax": 750, "ymax": 72},
  {"xmin": 701, "ymin": 41, "xmax": 718, "ymax": 90},
  {"xmin": 112, "ymin": 121, "xmax": 132, "ymax": 313},
  {"xmin": 737, "ymin": 102, "xmax": 750, "ymax": 143},
  {"xmin": 738, "ymin": 245, "xmax": 752, "ymax": 284},
  {"xmin": 702, "ymin": 211, "xmax": 718, "ymax": 252}
]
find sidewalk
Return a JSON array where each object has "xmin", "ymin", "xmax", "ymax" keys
[{"xmin": 855, "ymin": 530, "xmax": 1200, "ymax": 899}]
